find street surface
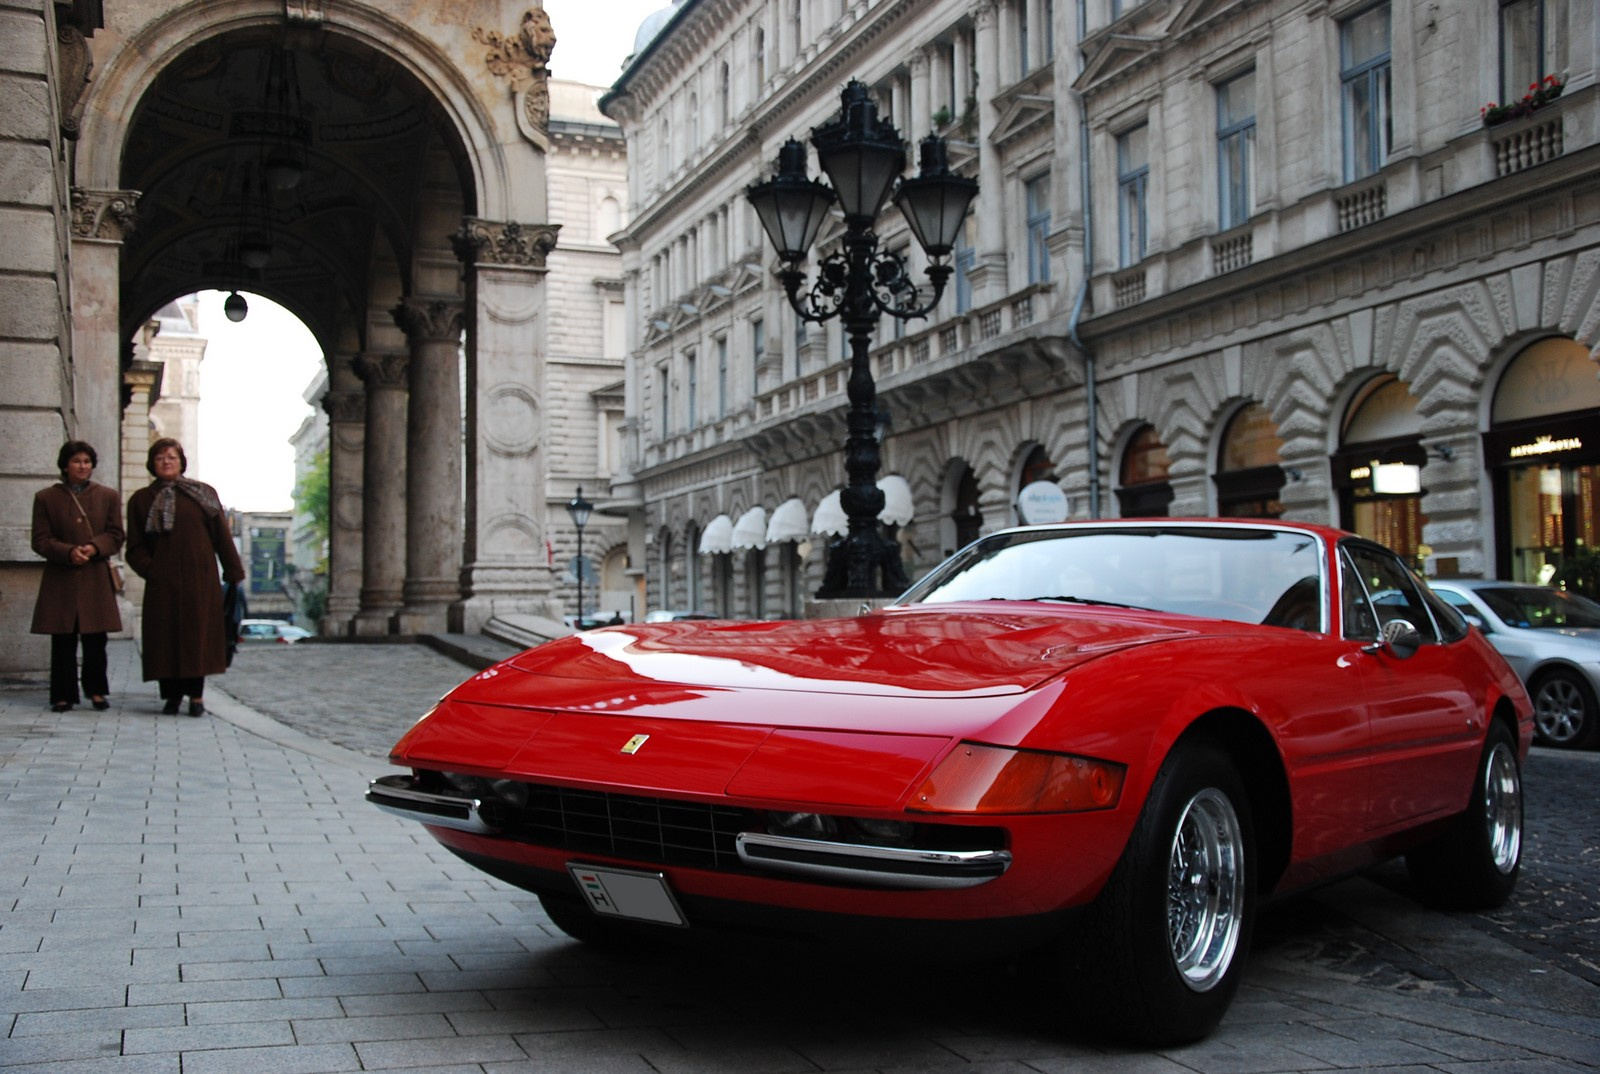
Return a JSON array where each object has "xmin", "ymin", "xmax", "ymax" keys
[{"xmin": 2, "ymin": 638, "xmax": 1596, "ymax": 1073}]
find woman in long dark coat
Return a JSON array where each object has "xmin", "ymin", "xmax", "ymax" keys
[
  {"xmin": 125, "ymin": 438, "xmax": 246, "ymax": 716},
  {"xmin": 31, "ymin": 440, "xmax": 124, "ymax": 712}
]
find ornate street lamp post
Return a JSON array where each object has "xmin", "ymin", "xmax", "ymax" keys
[
  {"xmin": 748, "ymin": 81, "xmax": 977, "ymax": 599},
  {"xmin": 566, "ymin": 486, "xmax": 594, "ymax": 627}
]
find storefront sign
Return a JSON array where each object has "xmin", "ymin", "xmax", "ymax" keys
[
  {"xmin": 1018, "ymin": 480, "xmax": 1069, "ymax": 524},
  {"xmin": 1507, "ymin": 435, "xmax": 1583, "ymax": 459}
]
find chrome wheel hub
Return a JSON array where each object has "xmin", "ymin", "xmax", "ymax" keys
[
  {"xmin": 1482, "ymin": 741, "xmax": 1522, "ymax": 874},
  {"xmin": 1166, "ymin": 787, "xmax": 1244, "ymax": 992},
  {"xmin": 1533, "ymin": 680, "xmax": 1585, "ymax": 743}
]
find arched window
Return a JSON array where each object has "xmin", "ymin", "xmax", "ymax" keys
[
  {"xmin": 1333, "ymin": 376, "xmax": 1425, "ymax": 558},
  {"xmin": 1118, "ymin": 424, "xmax": 1174, "ymax": 517},
  {"xmin": 597, "ymin": 195, "xmax": 620, "ymax": 239},
  {"xmin": 942, "ymin": 463, "xmax": 983, "ymax": 556},
  {"xmin": 1214, "ymin": 403, "xmax": 1285, "ymax": 518},
  {"xmin": 1486, "ymin": 336, "xmax": 1600, "ymax": 582}
]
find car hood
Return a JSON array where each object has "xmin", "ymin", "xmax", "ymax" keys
[
  {"xmin": 483, "ymin": 605, "xmax": 1196, "ymax": 701},
  {"xmin": 396, "ymin": 607, "xmax": 1202, "ymax": 803}
]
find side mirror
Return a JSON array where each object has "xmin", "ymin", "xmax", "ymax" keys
[{"xmin": 1368, "ymin": 618, "xmax": 1422, "ymax": 659}]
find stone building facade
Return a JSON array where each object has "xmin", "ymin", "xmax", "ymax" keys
[
  {"xmin": 0, "ymin": 1, "xmax": 628, "ymax": 672},
  {"xmin": 600, "ymin": 0, "xmax": 1600, "ymax": 619}
]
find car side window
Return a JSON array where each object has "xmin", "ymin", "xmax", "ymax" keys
[
  {"xmin": 1339, "ymin": 553, "xmax": 1379, "ymax": 641},
  {"xmin": 1340, "ymin": 542, "xmax": 1439, "ymax": 644}
]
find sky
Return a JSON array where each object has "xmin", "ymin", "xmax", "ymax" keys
[{"xmin": 195, "ymin": 0, "xmax": 664, "ymax": 512}]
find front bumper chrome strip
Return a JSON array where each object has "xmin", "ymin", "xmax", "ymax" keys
[
  {"xmin": 366, "ymin": 774, "xmax": 496, "ymax": 835},
  {"xmin": 736, "ymin": 832, "xmax": 1011, "ymax": 889}
]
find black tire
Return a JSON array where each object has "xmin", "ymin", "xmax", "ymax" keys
[
  {"xmin": 1405, "ymin": 720, "xmax": 1523, "ymax": 910},
  {"xmin": 1065, "ymin": 741, "xmax": 1255, "ymax": 1046},
  {"xmin": 1529, "ymin": 668, "xmax": 1598, "ymax": 749}
]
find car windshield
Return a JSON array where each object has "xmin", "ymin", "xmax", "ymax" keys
[
  {"xmin": 1476, "ymin": 586, "xmax": 1600, "ymax": 629},
  {"xmin": 899, "ymin": 526, "xmax": 1325, "ymax": 629}
]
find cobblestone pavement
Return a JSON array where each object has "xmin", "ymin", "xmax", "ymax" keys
[{"xmin": 2, "ymin": 638, "xmax": 1597, "ymax": 1073}]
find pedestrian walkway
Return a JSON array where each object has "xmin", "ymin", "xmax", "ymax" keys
[{"xmin": 3, "ymin": 639, "xmax": 1597, "ymax": 1073}]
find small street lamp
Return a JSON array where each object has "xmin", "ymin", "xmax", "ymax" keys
[
  {"xmin": 748, "ymin": 80, "xmax": 977, "ymax": 599},
  {"xmin": 566, "ymin": 486, "xmax": 594, "ymax": 628}
]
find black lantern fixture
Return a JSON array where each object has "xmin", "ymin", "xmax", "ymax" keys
[
  {"xmin": 566, "ymin": 486, "xmax": 594, "ymax": 628},
  {"xmin": 747, "ymin": 80, "xmax": 978, "ymax": 599},
  {"xmin": 223, "ymin": 290, "xmax": 249, "ymax": 322}
]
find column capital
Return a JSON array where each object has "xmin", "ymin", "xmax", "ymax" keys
[
  {"xmin": 970, "ymin": 0, "xmax": 999, "ymax": 29},
  {"xmin": 321, "ymin": 389, "xmax": 365, "ymax": 423},
  {"xmin": 71, "ymin": 188, "xmax": 140, "ymax": 241},
  {"xmin": 451, "ymin": 217, "xmax": 561, "ymax": 269},
  {"xmin": 353, "ymin": 351, "xmax": 409, "ymax": 388},
  {"xmin": 390, "ymin": 298, "xmax": 465, "ymax": 344}
]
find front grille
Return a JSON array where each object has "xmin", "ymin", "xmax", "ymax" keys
[{"xmin": 504, "ymin": 784, "xmax": 757, "ymax": 870}]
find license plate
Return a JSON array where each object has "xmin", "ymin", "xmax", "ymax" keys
[{"xmin": 566, "ymin": 863, "xmax": 688, "ymax": 927}]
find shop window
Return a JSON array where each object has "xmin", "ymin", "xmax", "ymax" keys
[
  {"xmin": 1487, "ymin": 336, "xmax": 1600, "ymax": 582},
  {"xmin": 1119, "ymin": 424, "xmax": 1174, "ymax": 518},
  {"xmin": 1335, "ymin": 376, "xmax": 1426, "ymax": 560},
  {"xmin": 1215, "ymin": 403, "xmax": 1285, "ymax": 518}
]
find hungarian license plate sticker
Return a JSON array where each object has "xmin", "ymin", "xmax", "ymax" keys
[{"xmin": 566, "ymin": 863, "xmax": 688, "ymax": 927}]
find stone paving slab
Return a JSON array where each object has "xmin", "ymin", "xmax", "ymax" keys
[{"xmin": 2, "ymin": 639, "xmax": 1598, "ymax": 1073}]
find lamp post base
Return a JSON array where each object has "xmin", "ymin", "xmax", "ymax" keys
[{"xmin": 815, "ymin": 531, "xmax": 909, "ymax": 601}]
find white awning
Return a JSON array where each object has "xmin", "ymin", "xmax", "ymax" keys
[
  {"xmin": 878, "ymin": 474, "xmax": 914, "ymax": 526},
  {"xmin": 698, "ymin": 514, "xmax": 734, "ymax": 554},
  {"xmin": 731, "ymin": 506, "xmax": 767, "ymax": 550},
  {"xmin": 811, "ymin": 490, "xmax": 847, "ymax": 537},
  {"xmin": 765, "ymin": 497, "xmax": 809, "ymax": 544}
]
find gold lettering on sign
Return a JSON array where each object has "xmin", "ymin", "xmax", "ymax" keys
[{"xmin": 1508, "ymin": 435, "xmax": 1582, "ymax": 459}]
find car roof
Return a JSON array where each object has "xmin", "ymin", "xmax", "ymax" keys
[
  {"xmin": 1430, "ymin": 578, "xmax": 1544, "ymax": 592},
  {"xmin": 985, "ymin": 516, "xmax": 1350, "ymax": 542}
]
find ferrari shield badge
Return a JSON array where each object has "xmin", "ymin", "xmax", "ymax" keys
[{"xmin": 620, "ymin": 733, "xmax": 649, "ymax": 754}]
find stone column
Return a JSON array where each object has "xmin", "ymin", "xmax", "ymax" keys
[
  {"xmin": 70, "ymin": 188, "xmax": 139, "ymax": 481},
  {"xmin": 116, "ymin": 360, "xmax": 161, "ymax": 634},
  {"xmin": 448, "ymin": 217, "xmax": 563, "ymax": 633},
  {"xmin": 351, "ymin": 352, "xmax": 408, "ymax": 636},
  {"xmin": 319, "ymin": 382, "xmax": 365, "ymax": 636},
  {"xmin": 968, "ymin": 1, "xmax": 1007, "ymax": 303},
  {"xmin": 390, "ymin": 299, "xmax": 465, "ymax": 635},
  {"xmin": 909, "ymin": 50, "xmax": 931, "ymax": 139}
]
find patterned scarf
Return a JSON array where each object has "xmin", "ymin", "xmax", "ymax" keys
[{"xmin": 145, "ymin": 478, "xmax": 222, "ymax": 534}]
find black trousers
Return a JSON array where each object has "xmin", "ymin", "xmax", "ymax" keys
[
  {"xmin": 158, "ymin": 676, "xmax": 205, "ymax": 701},
  {"xmin": 50, "ymin": 631, "xmax": 109, "ymax": 706}
]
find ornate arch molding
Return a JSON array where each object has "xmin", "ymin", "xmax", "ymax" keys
[{"xmin": 72, "ymin": 2, "xmax": 509, "ymax": 215}]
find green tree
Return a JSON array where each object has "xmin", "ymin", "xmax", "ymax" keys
[{"xmin": 294, "ymin": 447, "xmax": 331, "ymax": 571}]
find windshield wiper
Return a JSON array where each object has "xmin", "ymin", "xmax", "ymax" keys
[{"xmin": 1022, "ymin": 595, "xmax": 1154, "ymax": 611}]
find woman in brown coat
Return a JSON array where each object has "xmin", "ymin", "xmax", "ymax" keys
[
  {"xmin": 31, "ymin": 440, "xmax": 125, "ymax": 712},
  {"xmin": 125, "ymin": 438, "xmax": 246, "ymax": 716}
]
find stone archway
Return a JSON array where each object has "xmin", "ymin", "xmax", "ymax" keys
[{"xmin": 60, "ymin": 1, "xmax": 563, "ymax": 646}]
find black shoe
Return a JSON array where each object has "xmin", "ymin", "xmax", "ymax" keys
[
  {"xmin": 51, "ymin": 701, "xmax": 72, "ymax": 713},
  {"xmin": 162, "ymin": 698, "xmax": 180, "ymax": 715},
  {"xmin": 90, "ymin": 696, "xmax": 110, "ymax": 711},
  {"xmin": 188, "ymin": 700, "xmax": 205, "ymax": 717}
]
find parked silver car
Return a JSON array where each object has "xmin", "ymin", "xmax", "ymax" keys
[{"xmin": 1428, "ymin": 579, "xmax": 1600, "ymax": 748}]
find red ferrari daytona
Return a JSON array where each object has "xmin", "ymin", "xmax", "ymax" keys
[{"xmin": 368, "ymin": 519, "xmax": 1531, "ymax": 1044}]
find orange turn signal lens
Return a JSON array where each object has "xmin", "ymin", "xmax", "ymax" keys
[{"xmin": 909, "ymin": 743, "xmax": 1126, "ymax": 814}]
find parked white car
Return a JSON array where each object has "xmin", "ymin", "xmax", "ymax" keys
[{"xmin": 1428, "ymin": 579, "xmax": 1600, "ymax": 749}]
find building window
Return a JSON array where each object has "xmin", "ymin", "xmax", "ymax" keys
[
  {"xmin": 1216, "ymin": 70, "xmax": 1256, "ymax": 231},
  {"xmin": 793, "ymin": 310, "xmax": 806, "ymax": 378},
  {"xmin": 716, "ymin": 336, "xmax": 728, "ymax": 419},
  {"xmin": 1017, "ymin": 0, "xmax": 1030, "ymax": 77},
  {"xmin": 1117, "ymin": 125, "xmax": 1149, "ymax": 267},
  {"xmin": 753, "ymin": 28, "xmax": 766, "ymax": 88},
  {"xmin": 658, "ymin": 367, "xmax": 670, "ymax": 436},
  {"xmin": 718, "ymin": 61, "xmax": 731, "ymax": 127},
  {"xmin": 685, "ymin": 350, "xmax": 698, "ymax": 427},
  {"xmin": 954, "ymin": 216, "xmax": 975, "ymax": 313},
  {"xmin": 751, "ymin": 317, "xmax": 765, "ymax": 381},
  {"xmin": 1025, "ymin": 174, "xmax": 1051, "ymax": 284},
  {"xmin": 1501, "ymin": 0, "xmax": 1567, "ymax": 105},
  {"xmin": 687, "ymin": 92, "xmax": 699, "ymax": 156},
  {"xmin": 1340, "ymin": 3, "xmax": 1391, "ymax": 183}
]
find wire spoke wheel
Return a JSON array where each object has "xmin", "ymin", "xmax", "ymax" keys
[{"xmin": 1166, "ymin": 787, "xmax": 1245, "ymax": 992}]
